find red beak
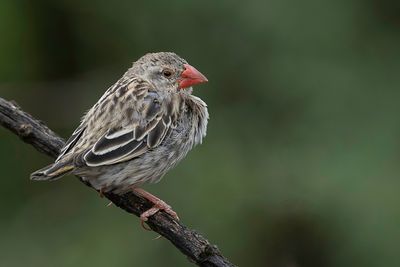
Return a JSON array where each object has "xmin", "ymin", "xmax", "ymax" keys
[{"xmin": 178, "ymin": 64, "xmax": 208, "ymax": 89}]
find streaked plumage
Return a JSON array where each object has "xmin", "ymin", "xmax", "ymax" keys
[{"xmin": 31, "ymin": 52, "xmax": 209, "ymax": 198}]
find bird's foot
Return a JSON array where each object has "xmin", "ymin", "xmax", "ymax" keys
[
  {"xmin": 140, "ymin": 199, "xmax": 179, "ymax": 230},
  {"xmin": 131, "ymin": 187, "xmax": 179, "ymax": 230},
  {"xmin": 140, "ymin": 199, "xmax": 179, "ymax": 222}
]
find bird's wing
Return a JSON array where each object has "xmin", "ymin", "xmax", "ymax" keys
[{"xmin": 82, "ymin": 81, "xmax": 175, "ymax": 167}]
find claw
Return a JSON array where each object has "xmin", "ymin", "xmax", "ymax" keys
[
  {"xmin": 131, "ymin": 187, "xmax": 180, "ymax": 230},
  {"xmin": 140, "ymin": 219, "xmax": 152, "ymax": 231},
  {"xmin": 99, "ymin": 187, "xmax": 105, "ymax": 198},
  {"xmin": 153, "ymin": 235, "xmax": 162, "ymax": 240}
]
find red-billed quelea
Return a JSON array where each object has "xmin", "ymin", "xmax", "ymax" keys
[{"xmin": 31, "ymin": 52, "xmax": 209, "ymax": 224}]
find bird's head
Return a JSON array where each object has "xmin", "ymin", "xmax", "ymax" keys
[{"xmin": 132, "ymin": 52, "xmax": 208, "ymax": 93}]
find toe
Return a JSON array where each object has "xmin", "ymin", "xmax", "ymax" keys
[
  {"xmin": 140, "ymin": 219, "xmax": 152, "ymax": 231},
  {"xmin": 164, "ymin": 207, "xmax": 179, "ymax": 221}
]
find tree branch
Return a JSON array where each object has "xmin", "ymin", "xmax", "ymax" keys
[{"xmin": 0, "ymin": 97, "xmax": 235, "ymax": 267}]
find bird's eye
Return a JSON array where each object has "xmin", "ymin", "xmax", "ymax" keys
[{"xmin": 162, "ymin": 69, "xmax": 173, "ymax": 78}]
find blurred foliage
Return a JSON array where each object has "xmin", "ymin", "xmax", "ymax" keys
[{"xmin": 1, "ymin": 0, "xmax": 400, "ymax": 266}]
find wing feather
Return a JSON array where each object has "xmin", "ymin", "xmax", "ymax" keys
[
  {"xmin": 84, "ymin": 139, "xmax": 145, "ymax": 166},
  {"xmin": 56, "ymin": 124, "xmax": 85, "ymax": 162},
  {"xmin": 93, "ymin": 130, "xmax": 134, "ymax": 155},
  {"xmin": 147, "ymin": 115, "xmax": 171, "ymax": 148}
]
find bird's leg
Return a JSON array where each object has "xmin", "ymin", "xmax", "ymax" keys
[{"xmin": 132, "ymin": 188, "xmax": 180, "ymax": 226}]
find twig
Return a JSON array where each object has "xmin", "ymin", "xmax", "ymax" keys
[{"xmin": 0, "ymin": 97, "xmax": 235, "ymax": 267}]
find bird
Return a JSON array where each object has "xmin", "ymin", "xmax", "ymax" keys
[{"xmin": 31, "ymin": 52, "xmax": 209, "ymax": 224}]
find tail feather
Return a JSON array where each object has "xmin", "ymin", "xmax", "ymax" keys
[{"xmin": 30, "ymin": 161, "xmax": 74, "ymax": 181}]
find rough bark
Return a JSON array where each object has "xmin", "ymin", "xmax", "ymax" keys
[{"xmin": 0, "ymin": 97, "xmax": 235, "ymax": 267}]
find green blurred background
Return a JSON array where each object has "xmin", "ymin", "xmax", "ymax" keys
[{"xmin": 1, "ymin": 1, "xmax": 400, "ymax": 266}]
